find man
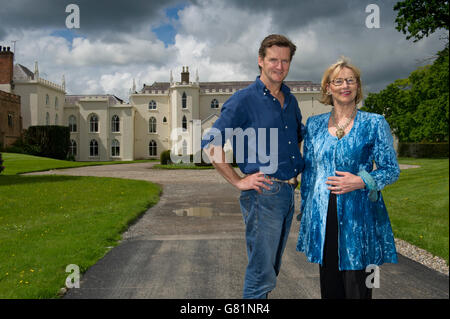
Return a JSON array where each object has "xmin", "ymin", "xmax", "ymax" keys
[{"xmin": 201, "ymin": 34, "xmax": 305, "ymax": 299}]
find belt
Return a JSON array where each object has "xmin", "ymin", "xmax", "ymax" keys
[{"xmin": 268, "ymin": 176, "xmax": 298, "ymax": 186}]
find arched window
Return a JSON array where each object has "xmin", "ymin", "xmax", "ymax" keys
[
  {"xmin": 163, "ymin": 116, "xmax": 167, "ymax": 123},
  {"xmin": 46, "ymin": 112, "xmax": 50, "ymax": 125},
  {"xmin": 148, "ymin": 100, "xmax": 157, "ymax": 110},
  {"xmin": 211, "ymin": 99, "xmax": 219, "ymax": 109},
  {"xmin": 111, "ymin": 115, "xmax": 120, "ymax": 132},
  {"xmin": 182, "ymin": 92, "xmax": 187, "ymax": 109},
  {"xmin": 45, "ymin": 94, "xmax": 49, "ymax": 106},
  {"xmin": 55, "ymin": 97, "xmax": 58, "ymax": 109},
  {"xmin": 69, "ymin": 139, "xmax": 77, "ymax": 156},
  {"xmin": 111, "ymin": 139, "xmax": 120, "ymax": 157},
  {"xmin": 182, "ymin": 115, "xmax": 187, "ymax": 131},
  {"xmin": 55, "ymin": 114, "xmax": 58, "ymax": 125},
  {"xmin": 149, "ymin": 140, "xmax": 157, "ymax": 156},
  {"xmin": 69, "ymin": 115, "xmax": 77, "ymax": 132},
  {"xmin": 89, "ymin": 114, "xmax": 99, "ymax": 132},
  {"xmin": 90, "ymin": 139, "xmax": 98, "ymax": 157},
  {"xmin": 149, "ymin": 117, "xmax": 157, "ymax": 133}
]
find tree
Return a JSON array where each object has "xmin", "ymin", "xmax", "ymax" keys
[
  {"xmin": 394, "ymin": 0, "xmax": 449, "ymax": 42},
  {"xmin": 362, "ymin": 47, "xmax": 449, "ymax": 142}
]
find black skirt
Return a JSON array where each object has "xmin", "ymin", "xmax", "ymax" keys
[{"xmin": 319, "ymin": 193, "xmax": 372, "ymax": 299}]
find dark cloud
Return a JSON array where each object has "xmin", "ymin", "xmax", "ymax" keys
[{"xmin": 0, "ymin": 0, "xmax": 186, "ymax": 40}]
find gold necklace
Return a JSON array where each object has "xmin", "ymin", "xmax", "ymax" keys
[{"xmin": 331, "ymin": 107, "xmax": 357, "ymax": 139}]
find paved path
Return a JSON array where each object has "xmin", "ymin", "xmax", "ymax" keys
[{"xmin": 27, "ymin": 163, "xmax": 448, "ymax": 299}]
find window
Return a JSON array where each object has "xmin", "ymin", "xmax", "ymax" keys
[
  {"xmin": 46, "ymin": 112, "xmax": 50, "ymax": 125},
  {"xmin": 148, "ymin": 100, "xmax": 157, "ymax": 110},
  {"xmin": 55, "ymin": 114, "xmax": 58, "ymax": 125},
  {"xmin": 111, "ymin": 139, "xmax": 120, "ymax": 157},
  {"xmin": 182, "ymin": 92, "xmax": 187, "ymax": 109},
  {"xmin": 46, "ymin": 94, "xmax": 49, "ymax": 106},
  {"xmin": 149, "ymin": 117, "xmax": 157, "ymax": 133},
  {"xmin": 182, "ymin": 116, "xmax": 187, "ymax": 131},
  {"xmin": 55, "ymin": 97, "xmax": 58, "ymax": 109},
  {"xmin": 111, "ymin": 115, "xmax": 120, "ymax": 132},
  {"xmin": 69, "ymin": 115, "xmax": 77, "ymax": 132},
  {"xmin": 69, "ymin": 139, "xmax": 77, "ymax": 156},
  {"xmin": 149, "ymin": 140, "xmax": 157, "ymax": 156},
  {"xmin": 89, "ymin": 139, "xmax": 98, "ymax": 157},
  {"xmin": 89, "ymin": 114, "xmax": 99, "ymax": 132},
  {"xmin": 7, "ymin": 113, "xmax": 13, "ymax": 128},
  {"xmin": 163, "ymin": 116, "xmax": 167, "ymax": 123},
  {"xmin": 211, "ymin": 99, "xmax": 219, "ymax": 109}
]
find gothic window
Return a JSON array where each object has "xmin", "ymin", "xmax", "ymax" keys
[
  {"xmin": 90, "ymin": 139, "xmax": 98, "ymax": 157},
  {"xmin": 148, "ymin": 100, "xmax": 157, "ymax": 110},
  {"xmin": 182, "ymin": 92, "xmax": 187, "ymax": 109},
  {"xmin": 111, "ymin": 115, "xmax": 120, "ymax": 132},
  {"xmin": 89, "ymin": 114, "xmax": 99, "ymax": 132},
  {"xmin": 182, "ymin": 116, "xmax": 187, "ymax": 131},
  {"xmin": 55, "ymin": 114, "xmax": 58, "ymax": 125},
  {"xmin": 163, "ymin": 116, "xmax": 167, "ymax": 123},
  {"xmin": 46, "ymin": 94, "xmax": 49, "ymax": 106},
  {"xmin": 69, "ymin": 139, "xmax": 77, "ymax": 156},
  {"xmin": 7, "ymin": 113, "xmax": 13, "ymax": 128},
  {"xmin": 111, "ymin": 139, "xmax": 120, "ymax": 157},
  {"xmin": 69, "ymin": 115, "xmax": 77, "ymax": 132},
  {"xmin": 55, "ymin": 97, "xmax": 58, "ymax": 109},
  {"xmin": 149, "ymin": 140, "xmax": 157, "ymax": 156},
  {"xmin": 211, "ymin": 99, "xmax": 219, "ymax": 109},
  {"xmin": 46, "ymin": 112, "xmax": 50, "ymax": 125},
  {"xmin": 149, "ymin": 117, "xmax": 157, "ymax": 133}
]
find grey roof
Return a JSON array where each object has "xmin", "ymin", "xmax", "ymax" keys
[
  {"xmin": 142, "ymin": 80, "xmax": 320, "ymax": 93},
  {"xmin": 13, "ymin": 64, "xmax": 34, "ymax": 81},
  {"xmin": 65, "ymin": 94, "xmax": 124, "ymax": 105}
]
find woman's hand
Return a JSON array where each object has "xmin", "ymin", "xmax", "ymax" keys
[{"xmin": 326, "ymin": 171, "xmax": 365, "ymax": 195}]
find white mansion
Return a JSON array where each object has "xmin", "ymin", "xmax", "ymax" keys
[{"xmin": 3, "ymin": 58, "xmax": 331, "ymax": 161}]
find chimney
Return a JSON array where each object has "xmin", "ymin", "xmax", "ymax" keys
[
  {"xmin": 0, "ymin": 45, "xmax": 14, "ymax": 85},
  {"xmin": 181, "ymin": 66, "xmax": 189, "ymax": 84}
]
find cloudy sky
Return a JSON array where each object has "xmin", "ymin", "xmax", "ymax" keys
[{"xmin": 0, "ymin": 0, "xmax": 446, "ymax": 101}]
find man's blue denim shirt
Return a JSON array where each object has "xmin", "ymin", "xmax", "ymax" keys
[{"xmin": 201, "ymin": 76, "xmax": 305, "ymax": 180}]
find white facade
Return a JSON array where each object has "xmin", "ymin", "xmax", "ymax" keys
[{"xmin": 11, "ymin": 64, "xmax": 330, "ymax": 161}]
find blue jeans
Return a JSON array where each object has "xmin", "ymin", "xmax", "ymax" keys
[{"xmin": 239, "ymin": 181, "xmax": 295, "ymax": 299}]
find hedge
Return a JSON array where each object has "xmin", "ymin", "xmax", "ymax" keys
[
  {"xmin": 398, "ymin": 143, "xmax": 449, "ymax": 158},
  {"xmin": 25, "ymin": 126, "xmax": 70, "ymax": 160}
]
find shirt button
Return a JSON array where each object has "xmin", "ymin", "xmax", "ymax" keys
[
  {"xmin": 285, "ymin": 126, "xmax": 288, "ymax": 129},
  {"xmin": 273, "ymin": 98, "xmax": 276, "ymax": 101},
  {"xmin": 292, "ymin": 156, "xmax": 295, "ymax": 159},
  {"xmin": 294, "ymin": 169, "xmax": 297, "ymax": 172}
]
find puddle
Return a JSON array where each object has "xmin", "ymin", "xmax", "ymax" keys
[{"xmin": 173, "ymin": 207, "xmax": 239, "ymax": 218}]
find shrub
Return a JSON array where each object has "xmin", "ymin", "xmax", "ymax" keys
[
  {"xmin": 160, "ymin": 150, "xmax": 172, "ymax": 165},
  {"xmin": 0, "ymin": 152, "xmax": 4, "ymax": 174},
  {"xmin": 398, "ymin": 143, "xmax": 449, "ymax": 158},
  {"xmin": 25, "ymin": 126, "xmax": 70, "ymax": 160}
]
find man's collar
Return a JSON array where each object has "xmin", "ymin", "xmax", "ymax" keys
[{"xmin": 255, "ymin": 76, "xmax": 291, "ymax": 95}]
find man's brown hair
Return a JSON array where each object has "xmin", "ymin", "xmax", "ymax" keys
[{"xmin": 258, "ymin": 34, "xmax": 297, "ymax": 62}]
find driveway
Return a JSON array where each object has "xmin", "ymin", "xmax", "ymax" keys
[{"xmin": 27, "ymin": 163, "xmax": 448, "ymax": 299}]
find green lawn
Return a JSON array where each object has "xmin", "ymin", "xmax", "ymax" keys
[
  {"xmin": 385, "ymin": 158, "xmax": 449, "ymax": 264},
  {"xmin": 2, "ymin": 152, "xmax": 157, "ymax": 175},
  {"xmin": 0, "ymin": 153, "xmax": 161, "ymax": 298}
]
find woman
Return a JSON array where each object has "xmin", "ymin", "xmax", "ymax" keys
[{"xmin": 296, "ymin": 57, "xmax": 400, "ymax": 299}]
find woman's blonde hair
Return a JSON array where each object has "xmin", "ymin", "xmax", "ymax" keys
[{"xmin": 319, "ymin": 56, "xmax": 363, "ymax": 105}]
